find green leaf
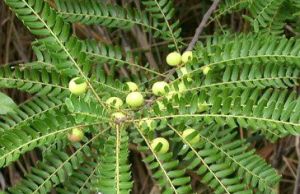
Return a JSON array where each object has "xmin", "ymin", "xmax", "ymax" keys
[{"xmin": 0, "ymin": 92, "xmax": 17, "ymax": 115}]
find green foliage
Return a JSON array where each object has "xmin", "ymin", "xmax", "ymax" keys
[
  {"xmin": 130, "ymin": 122, "xmax": 193, "ymax": 193},
  {"xmin": 193, "ymin": 34, "xmax": 300, "ymax": 72},
  {"xmin": 0, "ymin": 113, "xmax": 71, "ymax": 168},
  {"xmin": 0, "ymin": 96, "xmax": 66, "ymax": 132},
  {"xmin": 56, "ymin": 161, "xmax": 98, "ymax": 194},
  {"xmin": 7, "ymin": 140, "xmax": 95, "ymax": 194},
  {"xmin": 174, "ymin": 125, "xmax": 279, "ymax": 194},
  {"xmin": 93, "ymin": 128, "xmax": 132, "ymax": 194},
  {"xmin": 1, "ymin": 0, "xmax": 300, "ymax": 193},
  {"xmin": 4, "ymin": 0, "xmax": 92, "ymax": 77},
  {"xmin": 247, "ymin": 0, "xmax": 285, "ymax": 32},
  {"xmin": 0, "ymin": 65, "xmax": 69, "ymax": 96},
  {"xmin": 55, "ymin": 0, "xmax": 154, "ymax": 31},
  {"xmin": 142, "ymin": 0, "xmax": 182, "ymax": 50},
  {"xmin": 154, "ymin": 87, "xmax": 300, "ymax": 141},
  {"xmin": 82, "ymin": 40, "xmax": 163, "ymax": 77},
  {"xmin": 214, "ymin": 0, "xmax": 252, "ymax": 21},
  {"xmin": 216, "ymin": 0, "xmax": 299, "ymax": 35},
  {"xmin": 204, "ymin": 63, "xmax": 299, "ymax": 89},
  {"xmin": 0, "ymin": 92, "xmax": 17, "ymax": 115}
]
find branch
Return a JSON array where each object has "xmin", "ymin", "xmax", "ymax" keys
[
  {"xmin": 294, "ymin": 137, "xmax": 300, "ymax": 194},
  {"xmin": 145, "ymin": 0, "xmax": 222, "ymax": 105},
  {"xmin": 161, "ymin": 0, "xmax": 221, "ymax": 83},
  {"xmin": 186, "ymin": 0, "xmax": 221, "ymax": 51}
]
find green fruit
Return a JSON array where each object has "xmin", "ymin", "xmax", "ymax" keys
[
  {"xmin": 68, "ymin": 128, "xmax": 84, "ymax": 142},
  {"xmin": 181, "ymin": 51, "xmax": 193, "ymax": 63},
  {"xmin": 106, "ymin": 97, "xmax": 123, "ymax": 109},
  {"xmin": 182, "ymin": 128, "xmax": 200, "ymax": 145},
  {"xmin": 151, "ymin": 137, "xmax": 169, "ymax": 154},
  {"xmin": 69, "ymin": 77, "xmax": 87, "ymax": 95},
  {"xmin": 198, "ymin": 102, "xmax": 208, "ymax": 113},
  {"xmin": 139, "ymin": 119, "xmax": 155, "ymax": 131},
  {"xmin": 166, "ymin": 52, "xmax": 182, "ymax": 66},
  {"xmin": 126, "ymin": 92, "xmax": 144, "ymax": 108},
  {"xmin": 202, "ymin": 66, "xmax": 211, "ymax": 75},
  {"xmin": 126, "ymin": 82, "xmax": 138, "ymax": 92},
  {"xmin": 152, "ymin": 81, "xmax": 169, "ymax": 96},
  {"xmin": 112, "ymin": 112, "xmax": 126, "ymax": 120}
]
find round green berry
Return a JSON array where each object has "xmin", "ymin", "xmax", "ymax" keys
[
  {"xmin": 182, "ymin": 128, "xmax": 200, "ymax": 145},
  {"xmin": 139, "ymin": 119, "xmax": 155, "ymax": 131},
  {"xmin": 106, "ymin": 97, "xmax": 123, "ymax": 109},
  {"xmin": 181, "ymin": 51, "xmax": 193, "ymax": 63},
  {"xmin": 152, "ymin": 81, "xmax": 169, "ymax": 96},
  {"xmin": 112, "ymin": 112, "xmax": 126, "ymax": 120},
  {"xmin": 125, "ymin": 82, "xmax": 138, "ymax": 92},
  {"xmin": 151, "ymin": 137, "xmax": 169, "ymax": 154},
  {"xmin": 68, "ymin": 128, "xmax": 84, "ymax": 142},
  {"xmin": 126, "ymin": 92, "xmax": 144, "ymax": 108},
  {"xmin": 69, "ymin": 77, "xmax": 87, "ymax": 95},
  {"xmin": 198, "ymin": 102, "xmax": 208, "ymax": 113},
  {"xmin": 202, "ymin": 66, "xmax": 211, "ymax": 75},
  {"xmin": 166, "ymin": 52, "xmax": 182, "ymax": 66}
]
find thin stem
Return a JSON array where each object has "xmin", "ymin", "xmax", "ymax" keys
[
  {"xmin": 115, "ymin": 125, "xmax": 120, "ymax": 194},
  {"xmin": 187, "ymin": 0, "xmax": 221, "ymax": 51}
]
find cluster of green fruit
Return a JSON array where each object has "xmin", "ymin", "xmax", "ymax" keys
[
  {"xmin": 166, "ymin": 51, "xmax": 210, "ymax": 75},
  {"xmin": 66, "ymin": 52, "xmax": 205, "ymax": 153},
  {"xmin": 141, "ymin": 118, "xmax": 200, "ymax": 154}
]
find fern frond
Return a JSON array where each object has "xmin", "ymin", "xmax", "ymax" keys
[
  {"xmin": 92, "ymin": 79, "xmax": 128, "ymax": 98},
  {"xmin": 7, "ymin": 150, "xmax": 81, "ymax": 193},
  {"xmin": 198, "ymin": 63, "xmax": 299, "ymax": 90},
  {"xmin": 3, "ymin": 0, "xmax": 300, "ymax": 192},
  {"xmin": 54, "ymin": 0, "xmax": 160, "ymax": 33},
  {"xmin": 34, "ymin": 40, "xmax": 131, "ymax": 96},
  {"xmin": 93, "ymin": 127, "xmax": 132, "ymax": 194},
  {"xmin": 1, "ymin": 61, "xmax": 54, "ymax": 72},
  {"xmin": 65, "ymin": 96, "xmax": 110, "ymax": 123},
  {"xmin": 4, "ymin": 0, "xmax": 80, "ymax": 76},
  {"xmin": 7, "ymin": 129, "xmax": 106, "ymax": 194},
  {"xmin": 150, "ymin": 88, "xmax": 300, "ymax": 141},
  {"xmin": 56, "ymin": 161, "xmax": 98, "ymax": 194},
  {"xmin": 247, "ymin": 0, "xmax": 285, "ymax": 32},
  {"xmin": 40, "ymin": 139, "xmax": 68, "ymax": 158},
  {"xmin": 131, "ymin": 124, "xmax": 193, "ymax": 194},
  {"xmin": 258, "ymin": 1, "xmax": 295, "ymax": 35},
  {"xmin": 0, "ymin": 113, "xmax": 104, "ymax": 168},
  {"xmin": 212, "ymin": 0, "xmax": 252, "ymax": 22},
  {"xmin": 0, "ymin": 65, "xmax": 69, "ymax": 96},
  {"xmin": 167, "ymin": 124, "xmax": 250, "ymax": 194},
  {"xmin": 4, "ymin": 0, "xmax": 105, "ymax": 106},
  {"xmin": 0, "ymin": 96, "xmax": 66, "ymax": 132},
  {"xmin": 83, "ymin": 40, "xmax": 133, "ymax": 66},
  {"xmin": 142, "ymin": 0, "xmax": 182, "ymax": 50},
  {"xmin": 32, "ymin": 43, "xmax": 67, "ymax": 72},
  {"xmin": 83, "ymin": 40, "xmax": 165, "ymax": 78},
  {"xmin": 187, "ymin": 34, "xmax": 300, "ymax": 79},
  {"xmin": 168, "ymin": 124, "xmax": 279, "ymax": 193},
  {"xmin": 292, "ymin": 0, "xmax": 300, "ymax": 8}
]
